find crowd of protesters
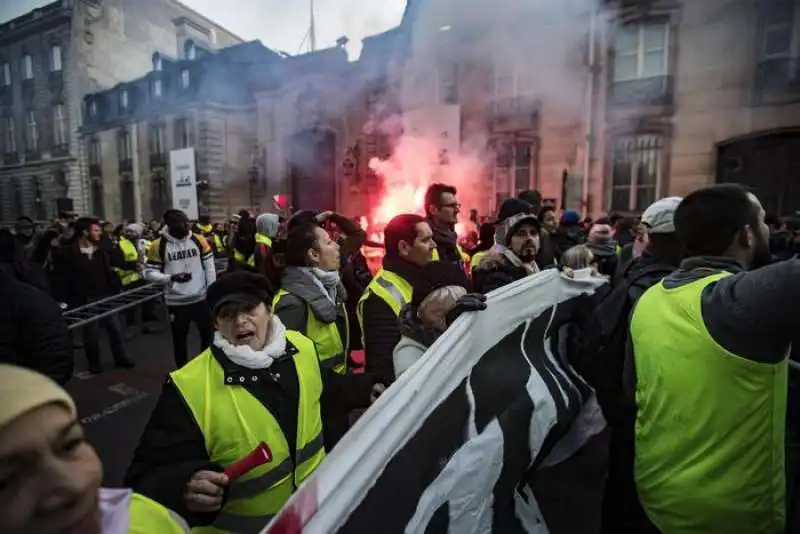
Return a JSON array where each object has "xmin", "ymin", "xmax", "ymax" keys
[{"xmin": 1, "ymin": 181, "xmax": 800, "ymax": 533}]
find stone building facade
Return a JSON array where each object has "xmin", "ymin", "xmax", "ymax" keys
[{"xmin": 0, "ymin": 0, "xmax": 242, "ymax": 223}]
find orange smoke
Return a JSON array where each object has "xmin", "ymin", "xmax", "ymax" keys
[{"xmin": 365, "ymin": 136, "xmax": 482, "ymax": 241}]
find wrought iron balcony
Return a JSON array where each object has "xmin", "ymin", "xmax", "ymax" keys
[
  {"xmin": 488, "ymin": 95, "xmax": 541, "ymax": 132},
  {"xmin": 753, "ymin": 57, "xmax": 800, "ymax": 106},
  {"xmin": 610, "ymin": 75, "xmax": 674, "ymax": 107}
]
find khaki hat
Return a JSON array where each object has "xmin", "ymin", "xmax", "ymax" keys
[{"xmin": 0, "ymin": 365, "xmax": 76, "ymax": 431}]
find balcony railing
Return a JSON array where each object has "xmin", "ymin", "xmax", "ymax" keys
[
  {"xmin": 149, "ymin": 152, "xmax": 166, "ymax": 168},
  {"xmin": 753, "ymin": 57, "xmax": 800, "ymax": 106},
  {"xmin": 610, "ymin": 75, "xmax": 674, "ymax": 107},
  {"xmin": 488, "ymin": 95, "xmax": 541, "ymax": 132}
]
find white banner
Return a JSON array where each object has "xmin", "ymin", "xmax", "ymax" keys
[
  {"xmin": 263, "ymin": 269, "xmax": 607, "ymax": 534},
  {"xmin": 169, "ymin": 148, "xmax": 199, "ymax": 220}
]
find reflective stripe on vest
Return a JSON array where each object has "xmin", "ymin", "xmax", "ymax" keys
[
  {"xmin": 273, "ymin": 289, "xmax": 349, "ymax": 374},
  {"xmin": 356, "ymin": 269, "xmax": 413, "ymax": 348},
  {"xmin": 128, "ymin": 492, "xmax": 190, "ymax": 534},
  {"xmin": 470, "ymin": 250, "xmax": 487, "ymax": 271},
  {"xmin": 113, "ymin": 238, "xmax": 141, "ymax": 286},
  {"xmin": 631, "ymin": 271, "xmax": 787, "ymax": 533},
  {"xmin": 171, "ymin": 330, "xmax": 326, "ymax": 534},
  {"xmin": 431, "ymin": 244, "xmax": 469, "ymax": 265},
  {"xmin": 256, "ymin": 233, "xmax": 273, "ymax": 247},
  {"xmin": 234, "ymin": 248, "xmax": 256, "ymax": 268}
]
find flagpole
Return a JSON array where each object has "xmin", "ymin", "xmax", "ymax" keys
[{"xmin": 309, "ymin": 0, "xmax": 317, "ymax": 52}]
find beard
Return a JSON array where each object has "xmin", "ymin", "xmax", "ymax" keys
[
  {"xmin": 516, "ymin": 248, "xmax": 537, "ymax": 264},
  {"xmin": 750, "ymin": 236, "xmax": 773, "ymax": 270},
  {"xmin": 170, "ymin": 226, "xmax": 189, "ymax": 239}
]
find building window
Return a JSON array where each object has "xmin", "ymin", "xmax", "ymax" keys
[
  {"xmin": 438, "ymin": 62, "xmax": 458, "ymax": 104},
  {"xmin": 610, "ymin": 135, "xmax": 663, "ymax": 212},
  {"xmin": 1, "ymin": 63, "xmax": 10, "ymax": 86},
  {"xmin": 32, "ymin": 178, "xmax": 46, "ymax": 221},
  {"xmin": 12, "ymin": 179, "xmax": 23, "ymax": 219},
  {"xmin": 153, "ymin": 78, "xmax": 162, "ymax": 98},
  {"xmin": 175, "ymin": 117, "xmax": 193, "ymax": 148},
  {"xmin": 89, "ymin": 137, "xmax": 101, "ymax": 165},
  {"xmin": 153, "ymin": 55, "xmax": 163, "ymax": 72},
  {"xmin": 53, "ymin": 104, "xmax": 67, "ymax": 147},
  {"xmin": 118, "ymin": 129, "xmax": 131, "ymax": 161},
  {"xmin": 149, "ymin": 123, "xmax": 166, "ymax": 154},
  {"xmin": 51, "ymin": 45, "xmax": 62, "ymax": 72},
  {"xmin": 26, "ymin": 110, "xmax": 38, "ymax": 152},
  {"xmin": 187, "ymin": 41, "xmax": 196, "ymax": 60},
  {"xmin": 494, "ymin": 142, "xmax": 535, "ymax": 198},
  {"xmin": 21, "ymin": 54, "xmax": 33, "ymax": 80},
  {"xmin": 91, "ymin": 176, "xmax": 104, "ymax": 218},
  {"xmin": 180, "ymin": 68, "xmax": 190, "ymax": 89},
  {"xmin": 4, "ymin": 117, "xmax": 16, "ymax": 154},
  {"xmin": 88, "ymin": 99, "xmax": 98, "ymax": 117},
  {"xmin": 614, "ymin": 23, "xmax": 669, "ymax": 82},
  {"xmin": 120, "ymin": 89, "xmax": 129, "ymax": 110}
]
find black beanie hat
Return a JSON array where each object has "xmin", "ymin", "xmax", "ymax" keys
[{"xmin": 206, "ymin": 272, "xmax": 275, "ymax": 316}]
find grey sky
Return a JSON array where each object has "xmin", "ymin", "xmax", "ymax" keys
[{"xmin": 1, "ymin": 0, "xmax": 407, "ymax": 58}]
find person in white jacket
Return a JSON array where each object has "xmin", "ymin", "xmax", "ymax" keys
[{"xmin": 145, "ymin": 210, "xmax": 216, "ymax": 367}]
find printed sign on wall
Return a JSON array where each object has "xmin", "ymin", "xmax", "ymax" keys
[{"xmin": 169, "ymin": 148, "xmax": 199, "ymax": 220}]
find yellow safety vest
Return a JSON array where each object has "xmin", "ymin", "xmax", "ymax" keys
[
  {"xmin": 234, "ymin": 234, "xmax": 272, "ymax": 268},
  {"xmin": 273, "ymin": 289, "xmax": 349, "ymax": 374},
  {"xmin": 469, "ymin": 250, "xmax": 487, "ymax": 271},
  {"xmin": 113, "ymin": 237, "xmax": 141, "ymax": 286},
  {"xmin": 170, "ymin": 330, "xmax": 326, "ymax": 534},
  {"xmin": 631, "ymin": 271, "xmax": 787, "ymax": 534},
  {"xmin": 198, "ymin": 224, "xmax": 224, "ymax": 254},
  {"xmin": 356, "ymin": 269, "xmax": 413, "ymax": 348},
  {"xmin": 431, "ymin": 244, "xmax": 470, "ymax": 264},
  {"xmin": 128, "ymin": 492, "xmax": 189, "ymax": 533}
]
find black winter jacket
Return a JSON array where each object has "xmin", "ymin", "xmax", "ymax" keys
[
  {"xmin": 0, "ymin": 271, "xmax": 73, "ymax": 384},
  {"xmin": 125, "ymin": 339, "xmax": 377, "ymax": 529},
  {"xmin": 360, "ymin": 256, "xmax": 422, "ymax": 385}
]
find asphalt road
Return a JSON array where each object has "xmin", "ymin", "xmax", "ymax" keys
[{"xmin": 64, "ymin": 318, "xmax": 202, "ymax": 487}]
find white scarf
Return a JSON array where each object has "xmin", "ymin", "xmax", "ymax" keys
[{"xmin": 212, "ymin": 316, "xmax": 288, "ymax": 369}]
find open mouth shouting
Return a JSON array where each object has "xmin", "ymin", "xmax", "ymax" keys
[{"xmin": 235, "ymin": 331, "xmax": 256, "ymax": 344}]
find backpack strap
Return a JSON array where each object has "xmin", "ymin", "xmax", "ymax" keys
[
  {"xmin": 158, "ymin": 238, "xmax": 167, "ymax": 273},
  {"xmin": 190, "ymin": 234, "xmax": 207, "ymax": 272}
]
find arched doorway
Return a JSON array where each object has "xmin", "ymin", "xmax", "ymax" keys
[
  {"xmin": 288, "ymin": 128, "xmax": 337, "ymax": 211},
  {"xmin": 716, "ymin": 130, "xmax": 800, "ymax": 216}
]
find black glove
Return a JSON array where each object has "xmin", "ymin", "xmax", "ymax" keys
[{"xmin": 446, "ymin": 293, "xmax": 488, "ymax": 326}]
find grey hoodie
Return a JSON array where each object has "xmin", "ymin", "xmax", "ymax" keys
[{"xmin": 255, "ymin": 213, "xmax": 280, "ymax": 238}]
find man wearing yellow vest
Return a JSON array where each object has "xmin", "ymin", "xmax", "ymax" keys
[
  {"xmin": 193, "ymin": 215, "xmax": 224, "ymax": 257},
  {"xmin": 358, "ymin": 214, "xmax": 436, "ymax": 385},
  {"xmin": 126, "ymin": 272, "xmax": 383, "ymax": 533},
  {"xmin": 626, "ymin": 184, "xmax": 794, "ymax": 534},
  {"xmin": 424, "ymin": 183, "xmax": 470, "ymax": 268},
  {"xmin": 115, "ymin": 223, "xmax": 158, "ymax": 333}
]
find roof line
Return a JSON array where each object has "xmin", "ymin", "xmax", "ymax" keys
[{"xmin": 167, "ymin": 0, "xmax": 246, "ymax": 42}]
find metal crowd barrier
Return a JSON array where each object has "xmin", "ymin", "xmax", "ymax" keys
[
  {"xmin": 63, "ymin": 283, "xmax": 166, "ymax": 330},
  {"xmin": 63, "ymin": 256, "xmax": 230, "ymax": 330}
]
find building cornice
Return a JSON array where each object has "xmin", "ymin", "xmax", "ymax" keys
[{"xmin": 0, "ymin": 1, "xmax": 72, "ymax": 45}]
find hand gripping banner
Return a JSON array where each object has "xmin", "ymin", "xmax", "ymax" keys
[{"xmin": 265, "ymin": 269, "xmax": 609, "ymax": 534}]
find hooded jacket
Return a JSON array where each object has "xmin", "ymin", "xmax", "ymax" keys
[
  {"xmin": 393, "ymin": 304, "xmax": 442, "ymax": 378},
  {"xmin": 473, "ymin": 212, "xmax": 541, "ymax": 294},
  {"xmin": 255, "ymin": 213, "xmax": 280, "ymax": 239},
  {"xmin": 144, "ymin": 232, "xmax": 216, "ymax": 306}
]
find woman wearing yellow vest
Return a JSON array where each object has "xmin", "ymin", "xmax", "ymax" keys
[
  {"xmin": 126, "ymin": 272, "xmax": 383, "ymax": 533},
  {"xmin": 628, "ymin": 185, "xmax": 793, "ymax": 534},
  {"xmin": 0, "ymin": 365, "xmax": 189, "ymax": 534},
  {"xmin": 273, "ymin": 221, "xmax": 372, "ymax": 449}
]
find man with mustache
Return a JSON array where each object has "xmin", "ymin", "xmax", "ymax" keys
[{"xmin": 473, "ymin": 198, "xmax": 542, "ymax": 294}]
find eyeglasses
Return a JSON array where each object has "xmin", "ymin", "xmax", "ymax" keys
[{"xmin": 441, "ymin": 203, "xmax": 461, "ymax": 209}]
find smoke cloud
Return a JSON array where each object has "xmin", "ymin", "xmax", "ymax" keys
[{"xmin": 360, "ymin": 0, "xmax": 611, "ymax": 231}]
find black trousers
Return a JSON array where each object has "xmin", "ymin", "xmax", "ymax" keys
[
  {"xmin": 168, "ymin": 300, "xmax": 214, "ymax": 367},
  {"xmin": 124, "ymin": 279, "xmax": 158, "ymax": 325},
  {"xmin": 83, "ymin": 313, "xmax": 128, "ymax": 369}
]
